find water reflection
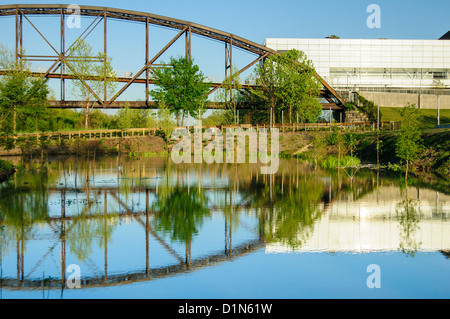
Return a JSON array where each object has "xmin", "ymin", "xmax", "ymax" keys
[{"xmin": 0, "ymin": 156, "xmax": 449, "ymax": 294}]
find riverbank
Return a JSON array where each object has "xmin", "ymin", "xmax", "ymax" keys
[
  {"xmin": 0, "ymin": 134, "xmax": 167, "ymax": 157},
  {"xmin": 354, "ymin": 129, "xmax": 450, "ymax": 177},
  {"xmin": 1, "ymin": 128, "xmax": 449, "ymax": 182},
  {"xmin": 275, "ymin": 128, "xmax": 450, "ymax": 182}
]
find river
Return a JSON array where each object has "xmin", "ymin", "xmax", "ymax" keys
[{"xmin": 0, "ymin": 155, "xmax": 449, "ymax": 299}]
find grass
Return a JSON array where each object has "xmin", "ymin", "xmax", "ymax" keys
[
  {"xmin": 380, "ymin": 107, "xmax": 450, "ymax": 130},
  {"xmin": 321, "ymin": 155, "xmax": 361, "ymax": 169}
]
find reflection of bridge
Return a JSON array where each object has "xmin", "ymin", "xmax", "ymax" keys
[
  {"xmin": 0, "ymin": 4, "xmax": 345, "ymax": 110},
  {"xmin": 1, "ymin": 156, "xmax": 338, "ymax": 291},
  {"xmin": 0, "ymin": 182, "xmax": 265, "ymax": 290}
]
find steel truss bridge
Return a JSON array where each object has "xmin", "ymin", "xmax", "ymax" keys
[{"xmin": 0, "ymin": 4, "xmax": 345, "ymax": 111}]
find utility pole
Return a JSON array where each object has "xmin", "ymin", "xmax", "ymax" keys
[{"xmin": 437, "ymin": 95, "xmax": 440, "ymax": 126}]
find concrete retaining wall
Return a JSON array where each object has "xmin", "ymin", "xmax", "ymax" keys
[{"xmin": 359, "ymin": 91, "xmax": 450, "ymax": 109}]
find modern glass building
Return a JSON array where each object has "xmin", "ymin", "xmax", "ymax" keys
[{"xmin": 264, "ymin": 35, "xmax": 450, "ymax": 97}]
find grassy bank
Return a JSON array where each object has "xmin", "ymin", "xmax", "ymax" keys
[
  {"xmin": 355, "ymin": 129, "xmax": 450, "ymax": 178},
  {"xmin": 380, "ymin": 107, "xmax": 450, "ymax": 130},
  {"xmin": 275, "ymin": 127, "xmax": 450, "ymax": 181}
]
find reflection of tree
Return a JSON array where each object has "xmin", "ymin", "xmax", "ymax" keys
[
  {"xmin": 0, "ymin": 171, "xmax": 49, "ymax": 255},
  {"xmin": 66, "ymin": 212, "xmax": 118, "ymax": 261},
  {"xmin": 152, "ymin": 187, "xmax": 210, "ymax": 244},
  {"xmin": 248, "ymin": 176, "xmax": 323, "ymax": 249},
  {"xmin": 396, "ymin": 196, "xmax": 423, "ymax": 257}
]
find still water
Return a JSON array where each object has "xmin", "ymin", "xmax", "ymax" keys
[{"xmin": 1, "ymin": 156, "xmax": 450, "ymax": 299}]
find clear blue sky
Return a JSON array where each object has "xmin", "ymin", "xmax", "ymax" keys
[
  {"xmin": 1, "ymin": 0, "xmax": 449, "ymax": 101},
  {"xmin": 5, "ymin": 0, "xmax": 448, "ymax": 40}
]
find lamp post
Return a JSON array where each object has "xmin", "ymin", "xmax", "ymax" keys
[
  {"xmin": 329, "ymin": 105, "xmax": 332, "ymax": 132},
  {"xmin": 377, "ymin": 104, "xmax": 380, "ymax": 131},
  {"xmin": 377, "ymin": 103, "xmax": 380, "ymax": 168},
  {"xmin": 438, "ymin": 95, "xmax": 440, "ymax": 126}
]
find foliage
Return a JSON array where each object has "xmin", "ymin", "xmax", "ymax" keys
[
  {"xmin": 306, "ymin": 131, "xmax": 327, "ymax": 169},
  {"xmin": 250, "ymin": 54, "xmax": 280, "ymax": 124},
  {"xmin": 395, "ymin": 104, "xmax": 423, "ymax": 181},
  {"xmin": 321, "ymin": 155, "xmax": 361, "ymax": 169},
  {"xmin": 356, "ymin": 93, "xmax": 380, "ymax": 122},
  {"xmin": 396, "ymin": 197, "xmax": 423, "ymax": 257},
  {"xmin": 0, "ymin": 159, "xmax": 14, "ymax": 173},
  {"xmin": 156, "ymin": 99, "xmax": 176, "ymax": 141},
  {"xmin": 152, "ymin": 187, "xmax": 210, "ymax": 243},
  {"xmin": 250, "ymin": 175, "xmax": 323, "ymax": 249},
  {"xmin": 327, "ymin": 128, "xmax": 340, "ymax": 145},
  {"xmin": 343, "ymin": 132, "xmax": 358, "ymax": 159},
  {"xmin": 45, "ymin": 109, "xmax": 83, "ymax": 131},
  {"xmin": 276, "ymin": 49, "xmax": 322, "ymax": 124},
  {"xmin": 0, "ymin": 45, "xmax": 49, "ymax": 134},
  {"xmin": 67, "ymin": 39, "xmax": 117, "ymax": 129},
  {"xmin": 251, "ymin": 49, "xmax": 322, "ymax": 125},
  {"xmin": 149, "ymin": 56, "xmax": 210, "ymax": 126},
  {"xmin": 202, "ymin": 110, "xmax": 232, "ymax": 126},
  {"xmin": 344, "ymin": 102, "xmax": 357, "ymax": 111}
]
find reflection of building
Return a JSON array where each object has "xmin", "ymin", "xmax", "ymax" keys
[
  {"xmin": 264, "ymin": 34, "xmax": 450, "ymax": 109},
  {"xmin": 266, "ymin": 186, "xmax": 450, "ymax": 253}
]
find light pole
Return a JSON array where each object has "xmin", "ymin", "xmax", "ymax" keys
[
  {"xmin": 377, "ymin": 103, "xmax": 380, "ymax": 168},
  {"xmin": 329, "ymin": 105, "xmax": 332, "ymax": 132},
  {"xmin": 438, "ymin": 95, "xmax": 440, "ymax": 126},
  {"xmin": 377, "ymin": 104, "xmax": 380, "ymax": 131}
]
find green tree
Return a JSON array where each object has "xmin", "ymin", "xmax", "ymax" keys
[
  {"xmin": 251, "ymin": 49, "xmax": 322, "ymax": 125},
  {"xmin": 307, "ymin": 131, "xmax": 327, "ymax": 170},
  {"xmin": 251, "ymin": 55, "xmax": 281, "ymax": 126},
  {"xmin": 150, "ymin": 56, "xmax": 210, "ymax": 126},
  {"xmin": 89, "ymin": 109, "xmax": 113, "ymax": 129},
  {"xmin": 395, "ymin": 103, "xmax": 422, "ymax": 182},
  {"xmin": 115, "ymin": 103, "xmax": 133, "ymax": 129},
  {"xmin": 132, "ymin": 109, "xmax": 151, "ymax": 128},
  {"xmin": 67, "ymin": 39, "xmax": 117, "ymax": 129},
  {"xmin": 276, "ymin": 49, "xmax": 322, "ymax": 124},
  {"xmin": 156, "ymin": 99, "xmax": 176, "ymax": 141},
  {"xmin": 0, "ymin": 45, "xmax": 49, "ymax": 134}
]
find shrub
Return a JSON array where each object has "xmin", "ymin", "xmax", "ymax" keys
[
  {"xmin": 356, "ymin": 93, "xmax": 381, "ymax": 122},
  {"xmin": 0, "ymin": 159, "xmax": 14, "ymax": 172}
]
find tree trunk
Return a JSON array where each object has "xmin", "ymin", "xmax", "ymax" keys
[
  {"xmin": 85, "ymin": 102, "xmax": 89, "ymax": 129},
  {"xmin": 13, "ymin": 104, "xmax": 16, "ymax": 134},
  {"xmin": 405, "ymin": 160, "xmax": 409, "ymax": 183},
  {"xmin": 289, "ymin": 105, "xmax": 292, "ymax": 125}
]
